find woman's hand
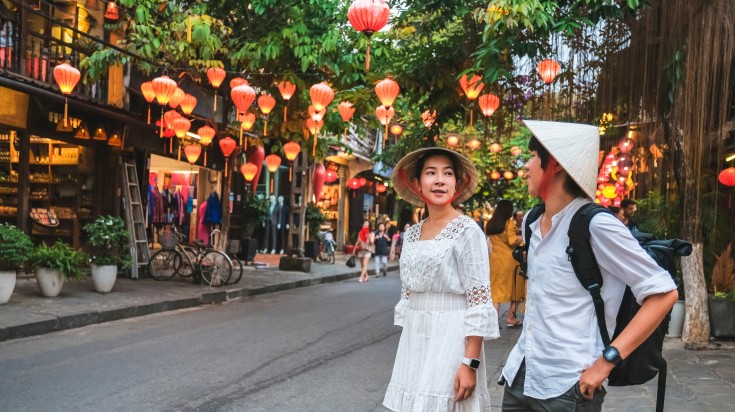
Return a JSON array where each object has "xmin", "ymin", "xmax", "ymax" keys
[{"xmin": 453, "ymin": 364, "xmax": 477, "ymax": 402}]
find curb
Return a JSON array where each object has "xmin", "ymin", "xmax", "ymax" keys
[{"xmin": 0, "ymin": 265, "xmax": 399, "ymax": 343}]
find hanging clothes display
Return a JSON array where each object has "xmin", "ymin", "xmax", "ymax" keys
[
  {"xmin": 150, "ymin": 186, "xmax": 164, "ymax": 224},
  {"xmin": 198, "ymin": 200, "xmax": 210, "ymax": 244},
  {"xmin": 204, "ymin": 192, "xmax": 222, "ymax": 225}
]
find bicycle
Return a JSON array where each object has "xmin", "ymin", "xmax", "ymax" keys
[
  {"xmin": 316, "ymin": 229, "xmax": 336, "ymax": 264},
  {"xmin": 148, "ymin": 226, "xmax": 233, "ymax": 287}
]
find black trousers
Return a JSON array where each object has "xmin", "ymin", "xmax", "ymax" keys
[{"xmin": 501, "ymin": 361, "xmax": 606, "ymax": 412}]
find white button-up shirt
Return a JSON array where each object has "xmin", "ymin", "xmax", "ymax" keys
[{"xmin": 501, "ymin": 197, "xmax": 677, "ymax": 399}]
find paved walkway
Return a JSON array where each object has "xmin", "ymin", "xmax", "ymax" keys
[{"xmin": 0, "ymin": 252, "xmax": 397, "ymax": 342}]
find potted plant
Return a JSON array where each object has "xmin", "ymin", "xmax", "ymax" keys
[
  {"xmin": 304, "ymin": 203, "xmax": 326, "ymax": 260},
  {"xmin": 83, "ymin": 215, "xmax": 131, "ymax": 293},
  {"xmin": 0, "ymin": 223, "xmax": 34, "ymax": 304},
  {"xmin": 240, "ymin": 193, "xmax": 269, "ymax": 262},
  {"xmin": 708, "ymin": 242, "xmax": 735, "ymax": 338},
  {"xmin": 30, "ymin": 241, "xmax": 87, "ymax": 297}
]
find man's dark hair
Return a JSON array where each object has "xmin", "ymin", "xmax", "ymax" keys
[
  {"xmin": 528, "ymin": 136, "xmax": 586, "ymax": 198},
  {"xmin": 486, "ymin": 199, "xmax": 514, "ymax": 235},
  {"xmin": 621, "ymin": 198, "xmax": 636, "ymax": 209}
]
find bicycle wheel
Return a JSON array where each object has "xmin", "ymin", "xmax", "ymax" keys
[
  {"xmin": 148, "ymin": 249, "xmax": 181, "ymax": 280},
  {"xmin": 199, "ymin": 250, "xmax": 232, "ymax": 287},
  {"xmin": 176, "ymin": 246, "xmax": 195, "ymax": 278},
  {"xmin": 328, "ymin": 251, "xmax": 335, "ymax": 264},
  {"xmin": 228, "ymin": 256, "xmax": 244, "ymax": 285}
]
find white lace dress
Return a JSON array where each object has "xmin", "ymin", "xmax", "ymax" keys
[{"xmin": 383, "ymin": 215, "xmax": 500, "ymax": 412}]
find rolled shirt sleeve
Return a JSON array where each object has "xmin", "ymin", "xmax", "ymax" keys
[{"xmin": 458, "ymin": 225, "xmax": 500, "ymax": 339}]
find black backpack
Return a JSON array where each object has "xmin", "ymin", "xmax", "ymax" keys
[{"xmin": 513, "ymin": 202, "xmax": 692, "ymax": 412}]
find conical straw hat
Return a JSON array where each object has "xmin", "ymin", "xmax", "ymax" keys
[{"xmin": 522, "ymin": 120, "xmax": 599, "ymax": 199}]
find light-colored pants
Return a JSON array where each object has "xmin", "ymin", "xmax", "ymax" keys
[{"xmin": 374, "ymin": 255, "xmax": 388, "ymax": 275}]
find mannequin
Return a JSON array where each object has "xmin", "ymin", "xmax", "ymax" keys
[
  {"xmin": 276, "ymin": 195, "xmax": 290, "ymax": 254},
  {"xmin": 264, "ymin": 195, "xmax": 277, "ymax": 254}
]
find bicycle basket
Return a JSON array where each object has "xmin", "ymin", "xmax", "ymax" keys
[{"xmin": 159, "ymin": 230, "xmax": 178, "ymax": 251}]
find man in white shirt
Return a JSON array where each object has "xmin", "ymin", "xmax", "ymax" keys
[{"xmin": 500, "ymin": 120, "xmax": 678, "ymax": 411}]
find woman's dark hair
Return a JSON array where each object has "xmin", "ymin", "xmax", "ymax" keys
[
  {"xmin": 486, "ymin": 200, "xmax": 514, "ymax": 235},
  {"xmin": 413, "ymin": 149, "xmax": 461, "ymax": 181},
  {"xmin": 528, "ymin": 136, "xmax": 586, "ymax": 198}
]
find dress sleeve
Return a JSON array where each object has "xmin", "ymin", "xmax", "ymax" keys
[
  {"xmin": 504, "ymin": 219, "xmax": 518, "ymax": 247},
  {"xmin": 394, "ymin": 288, "xmax": 410, "ymax": 327},
  {"xmin": 458, "ymin": 225, "xmax": 500, "ymax": 339}
]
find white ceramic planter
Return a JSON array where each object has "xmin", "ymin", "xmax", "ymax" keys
[
  {"xmin": 668, "ymin": 300, "xmax": 685, "ymax": 338},
  {"xmin": 36, "ymin": 267, "xmax": 64, "ymax": 297},
  {"xmin": 91, "ymin": 264, "xmax": 117, "ymax": 293},
  {"xmin": 0, "ymin": 270, "xmax": 16, "ymax": 304}
]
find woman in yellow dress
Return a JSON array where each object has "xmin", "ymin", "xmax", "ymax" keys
[{"xmin": 486, "ymin": 200, "xmax": 525, "ymax": 327}]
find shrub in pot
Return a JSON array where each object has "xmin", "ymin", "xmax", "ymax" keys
[
  {"xmin": 304, "ymin": 203, "xmax": 326, "ymax": 260},
  {"xmin": 0, "ymin": 223, "xmax": 34, "ymax": 304},
  {"xmin": 30, "ymin": 241, "xmax": 87, "ymax": 297},
  {"xmin": 240, "ymin": 194, "xmax": 269, "ymax": 261},
  {"xmin": 83, "ymin": 216, "xmax": 131, "ymax": 293}
]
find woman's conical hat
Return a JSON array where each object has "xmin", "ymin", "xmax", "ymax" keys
[{"xmin": 522, "ymin": 120, "xmax": 599, "ymax": 199}]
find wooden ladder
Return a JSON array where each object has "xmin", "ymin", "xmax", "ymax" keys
[{"xmin": 121, "ymin": 158, "xmax": 150, "ymax": 279}]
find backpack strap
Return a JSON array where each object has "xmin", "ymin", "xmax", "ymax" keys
[
  {"xmin": 512, "ymin": 203, "xmax": 545, "ymax": 280},
  {"xmin": 566, "ymin": 202, "xmax": 615, "ymax": 346}
]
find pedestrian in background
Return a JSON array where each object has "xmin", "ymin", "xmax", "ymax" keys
[
  {"xmin": 374, "ymin": 222, "xmax": 391, "ymax": 277},
  {"xmin": 384, "ymin": 147, "xmax": 499, "ymax": 411},
  {"xmin": 486, "ymin": 199, "xmax": 524, "ymax": 327},
  {"xmin": 356, "ymin": 220, "xmax": 374, "ymax": 283}
]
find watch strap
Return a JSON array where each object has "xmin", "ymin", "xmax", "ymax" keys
[{"xmin": 462, "ymin": 357, "xmax": 481, "ymax": 370}]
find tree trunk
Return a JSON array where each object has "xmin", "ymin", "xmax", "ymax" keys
[
  {"xmin": 667, "ymin": 119, "xmax": 710, "ymax": 346},
  {"xmin": 218, "ymin": 161, "xmax": 233, "ymax": 252}
]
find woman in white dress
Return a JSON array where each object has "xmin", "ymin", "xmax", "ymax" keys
[{"xmin": 384, "ymin": 148, "xmax": 500, "ymax": 412}]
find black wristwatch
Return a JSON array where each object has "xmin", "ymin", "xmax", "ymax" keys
[
  {"xmin": 602, "ymin": 345, "xmax": 623, "ymax": 367},
  {"xmin": 462, "ymin": 357, "xmax": 481, "ymax": 370}
]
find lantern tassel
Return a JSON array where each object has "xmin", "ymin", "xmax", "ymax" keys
[
  {"xmin": 470, "ymin": 109, "xmax": 473, "ymax": 129},
  {"xmin": 344, "ymin": 126, "xmax": 347, "ymax": 143},
  {"xmin": 313, "ymin": 134, "xmax": 318, "ymax": 157},
  {"xmin": 187, "ymin": 16, "xmax": 192, "ymax": 43},
  {"xmin": 224, "ymin": 159, "xmax": 228, "ymax": 178},
  {"xmin": 213, "ymin": 92, "xmax": 217, "ymax": 112},
  {"xmin": 160, "ymin": 111, "xmax": 164, "ymax": 140},
  {"xmin": 147, "ymin": 106, "xmax": 151, "ymax": 124},
  {"xmin": 264, "ymin": 120, "xmax": 268, "ymax": 137},
  {"xmin": 384, "ymin": 122, "xmax": 388, "ymax": 146},
  {"xmin": 283, "ymin": 106, "xmax": 287, "ymax": 123},
  {"xmin": 178, "ymin": 140, "xmax": 182, "ymax": 161},
  {"xmin": 204, "ymin": 150, "xmax": 207, "ymax": 167},
  {"xmin": 366, "ymin": 42, "xmax": 370, "ymax": 71},
  {"xmin": 239, "ymin": 127, "xmax": 243, "ymax": 146},
  {"xmin": 289, "ymin": 163, "xmax": 293, "ymax": 182},
  {"xmin": 170, "ymin": 136, "xmax": 173, "ymax": 153},
  {"xmin": 63, "ymin": 98, "xmax": 68, "ymax": 127}
]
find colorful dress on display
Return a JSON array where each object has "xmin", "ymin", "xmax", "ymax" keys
[{"xmin": 384, "ymin": 214, "xmax": 499, "ymax": 412}]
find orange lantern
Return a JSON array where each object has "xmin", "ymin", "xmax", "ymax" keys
[
  {"xmin": 163, "ymin": 110, "xmax": 181, "ymax": 131},
  {"xmin": 197, "ymin": 125, "xmax": 215, "ymax": 165},
  {"xmin": 375, "ymin": 105, "xmax": 394, "ymax": 145},
  {"xmin": 517, "ymin": 170, "xmax": 526, "ymax": 178},
  {"xmin": 238, "ymin": 112, "xmax": 256, "ymax": 146},
  {"xmin": 306, "ymin": 118, "xmax": 323, "ymax": 156},
  {"xmin": 241, "ymin": 162, "xmax": 258, "ymax": 182},
  {"xmin": 446, "ymin": 135, "xmax": 459, "ymax": 147},
  {"xmin": 180, "ymin": 94, "xmax": 197, "ymax": 115},
  {"xmin": 467, "ymin": 139, "xmax": 481, "ymax": 151},
  {"xmin": 510, "ymin": 146, "xmax": 522, "ymax": 156},
  {"xmin": 152, "ymin": 75, "xmax": 178, "ymax": 136},
  {"xmin": 231, "ymin": 84, "xmax": 256, "ymax": 114},
  {"xmin": 140, "ymin": 81, "xmax": 156, "ymax": 123},
  {"xmin": 339, "ymin": 101, "xmax": 356, "ymax": 142},
  {"xmin": 230, "ymin": 77, "xmax": 248, "ymax": 89},
  {"xmin": 422, "ymin": 110, "xmax": 436, "ymax": 128},
  {"xmin": 459, "ymin": 74, "xmax": 484, "ymax": 100},
  {"xmin": 168, "ymin": 87, "xmax": 185, "ymax": 109},
  {"xmin": 537, "ymin": 59, "xmax": 561, "ymax": 84},
  {"xmin": 390, "ymin": 124, "xmax": 403, "ymax": 136},
  {"xmin": 376, "ymin": 183, "xmax": 387, "ymax": 193},
  {"xmin": 184, "ymin": 143, "xmax": 201, "ymax": 165},
  {"xmin": 258, "ymin": 94, "xmax": 276, "ymax": 136},
  {"xmin": 489, "ymin": 142, "xmax": 502, "ymax": 153},
  {"xmin": 490, "ymin": 171, "xmax": 501, "ymax": 180},
  {"xmin": 478, "ymin": 93, "xmax": 500, "ymax": 117},
  {"xmin": 172, "ymin": 117, "xmax": 191, "ymax": 139},
  {"xmin": 104, "ymin": 1, "xmax": 119, "ymax": 20},
  {"xmin": 219, "ymin": 136, "xmax": 237, "ymax": 177},
  {"xmin": 206, "ymin": 67, "xmax": 226, "ymax": 111},
  {"xmin": 309, "ymin": 105, "xmax": 326, "ymax": 122},
  {"xmin": 347, "ymin": 0, "xmax": 390, "ymax": 70},
  {"xmin": 265, "ymin": 154, "xmax": 281, "ymax": 193},
  {"xmin": 52, "ymin": 63, "xmax": 80, "ymax": 127},
  {"xmin": 719, "ymin": 167, "xmax": 735, "ymax": 187},
  {"xmin": 503, "ymin": 171, "xmax": 514, "ymax": 180},
  {"xmin": 283, "ymin": 141, "xmax": 301, "ymax": 181},
  {"xmin": 278, "ymin": 80, "xmax": 296, "ymax": 122},
  {"xmin": 375, "ymin": 78, "xmax": 399, "ymax": 108},
  {"xmin": 309, "ymin": 82, "xmax": 334, "ymax": 111}
]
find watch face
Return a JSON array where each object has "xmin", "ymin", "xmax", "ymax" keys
[
  {"xmin": 470, "ymin": 359, "xmax": 481, "ymax": 369},
  {"xmin": 603, "ymin": 347, "xmax": 621, "ymax": 364}
]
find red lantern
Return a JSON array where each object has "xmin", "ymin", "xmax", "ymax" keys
[
  {"xmin": 466, "ymin": 139, "xmax": 481, "ymax": 151},
  {"xmin": 325, "ymin": 169, "xmax": 338, "ymax": 183},
  {"xmin": 490, "ymin": 171, "xmax": 501, "ymax": 180},
  {"xmin": 359, "ymin": 177, "xmax": 367, "ymax": 187},
  {"xmin": 339, "ymin": 101, "xmax": 355, "ymax": 122},
  {"xmin": 510, "ymin": 146, "xmax": 522, "ymax": 156},
  {"xmin": 231, "ymin": 84, "xmax": 256, "ymax": 114},
  {"xmin": 478, "ymin": 93, "xmax": 500, "ymax": 117},
  {"xmin": 503, "ymin": 171, "xmax": 514, "ymax": 180},
  {"xmin": 619, "ymin": 138, "xmax": 634, "ymax": 154},
  {"xmin": 489, "ymin": 142, "xmax": 502, "ymax": 153},
  {"xmin": 230, "ymin": 77, "xmax": 248, "ymax": 89},
  {"xmin": 238, "ymin": 112, "xmax": 256, "ymax": 145},
  {"xmin": 219, "ymin": 136, "xmax": 237, "ymax": 177},
  {"xmin": 53, "ymin": 63, "xmax": 81, "ymax": 127},
  {"xmin": 184, "ymin": 143, "xmax": 201, "ymax": 165},
  {"xmin": 278, "ymin": 80, "xmax": 296, "ymax": 122},
  {"xmin": 180, "ymin": 94, "xmax": 197, "ymax": 115},
  {"xmin": 348, "ymin": 178, "xmax": 361, "ymax": 189},
  {"xmin": 246, "ymin": 145, "xmax": 265, "ymax": 191},
  {"xmin": 163, "ymin": 110, "xmax": 180, "ymax": 131},
  {"xmin": 168, "ymin": 87, "xmax": 185, "ymax": 109},
  {"xmin": 375, "ymin": 106, "xmax": 394, "ymax": 126},
  {"xmin": 265, "ymin": 154, "xmax": 281, "ymax": 173},
  {"xmin": 537, "ymin": 59, "xmax": 561, "ymax": 84},
  {"xmin": 141, "ymin": 81, "xmax": 155, "ymax": 124},
  {"xmin": 241, "ymin": 162, "xmax": 258, "ymax": 182},
  {"xmin": 197, "ymin": 126, "xmax": 216, "ymax": 146},
  {"xmin": 390, "ymin": 124, "xmax": 403, "ymax": 136},
  {"xmin": 284, "ymin": 141, "xmax": 301, "ymax": 181},
  {"xmin": 172, "ymin": 117, "xmax": 191, "ymax": 139},
  {"xmin": 258, "ymin": 94, "xmax": 276, "ymax": 136},
  {"xmin": 309, "ymin": 83, "xmax": 334, "ymax": 111},
  {"xmin": 422, "ymin": 110, "xmax": 436, "ymax": 128},
  {"xmin": 152, "ymin": 75, "xmax": 178, "ymax": 106},
  {"xmin": 309, "ymin": 105, "xmax": 326, "ymax": 122},
  {"xmin": 306, "ymin": 118, "xmax": 323, "ymax": 136},
  {"xmin": 313, "ymin": 163, "xmax": 326, "ymax": 202},
  {"xmin": 104, "ymin": 1, "xmax": 119, "ymax": 20},
  {"xmin": 347, "ymin": 0, "xmax": 390, "ymax": 70},
  {"xmin": 376, "ymin": 183, "xmax": 387, "ymax": 193},
  {"xmin": 446, "ymin": 135, "xmax": 459, "ymax": 147},
  {"xmin": 375, "ymin": 78, "xmax": 399, "ymax": 108},
  {"xmin": 207, "ymin": 67, "xmax": 226, "ymax": 111},
  {"xmin": 719, "ymin": 167, "xmax": 735, "ymax": 186},
  {"xmin": 459, "ymin": 74, "xmax": 484, "ymax": 100}
]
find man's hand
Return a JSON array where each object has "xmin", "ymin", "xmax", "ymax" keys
[
  {"xmin": 453, "ymin": 364, "xmax": 477, "ymax": 402},
  {"xmin": 578, "ymin": 357, "xmax": 614, "ymax": 399}
]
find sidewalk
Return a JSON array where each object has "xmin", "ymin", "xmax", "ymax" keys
[{"xmin": 0, "ymin": 253, "xmax": 399, "ymax": 342}]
